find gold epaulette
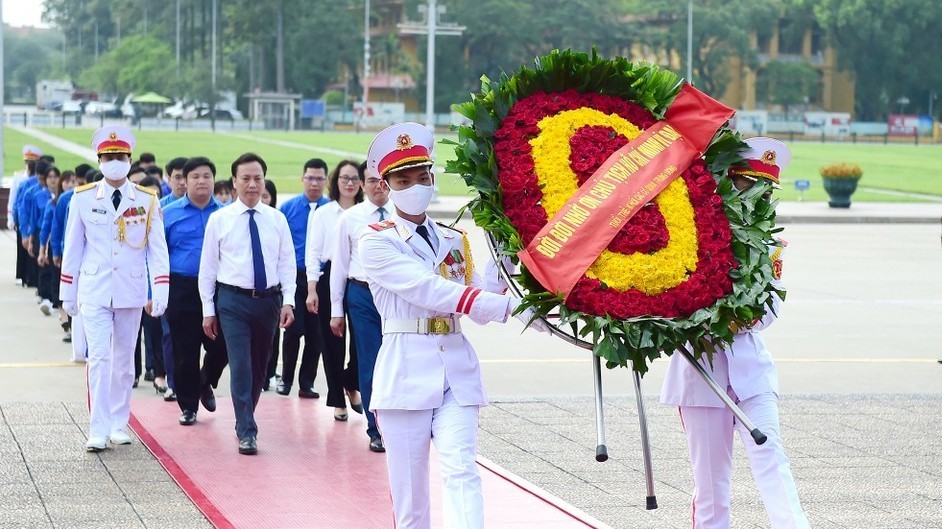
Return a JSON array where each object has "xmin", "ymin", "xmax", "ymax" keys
[
  {"xmin": 74, "ymin": 182, "xmax": 97, "ymax": 193},
  {"xmin": 135, "ymin": 184, "xmax": 158, "ymax": 196},
  {"xmin": 369, "ymin": 220, "xmax": 396, "ymax": 231}
]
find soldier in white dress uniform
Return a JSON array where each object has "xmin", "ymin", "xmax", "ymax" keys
[
  {"xmin": 358, "ymin": 123, "xmax": 548, "ymax": 529},
  {"xmin": 660, "ymin": 137, "xmax": 810, "ymax": 529},
  {"xmin": 60, "ymin": 125, "xmax": 170, "ymax": 452}
]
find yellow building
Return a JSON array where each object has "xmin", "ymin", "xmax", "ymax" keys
[
  {"xmin": 725, "ymin": 22, "xmax": 855, "ymax": 115},
  {"xmin": 362, "ymin": 1, "xmax": 421, "ymax": 112},
  {"xmin": 627, "ymin": 16, "xmax": 855, "ymax": 116}
]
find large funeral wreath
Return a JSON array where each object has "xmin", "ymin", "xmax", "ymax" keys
[{"xmin": 446, "ymin": 49, "xmax": 783, "ymax": 373}]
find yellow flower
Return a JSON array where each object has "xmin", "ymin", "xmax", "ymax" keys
[
  {"xmin": 530, "ymin": 108, "xmax": 700, "ymax": 295},
  {"xmin": 819, "ymin": 162, "xmax": 863, "ymax": 178}
]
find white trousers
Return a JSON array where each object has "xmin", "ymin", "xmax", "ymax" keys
[
  {"xmin": 81, "ymin": 304, "xmax": 142, "ymax": 439},
  {"xmin": 680, "ymin": 392, "xmax": 810, "ymax": 529},
  {"xmin": 71, "ymin": 311, "xmax": 87, "ymax": 362},
  {"xmin": 377, "ymin": 389, "xmax": 483, "ymax": 529}
]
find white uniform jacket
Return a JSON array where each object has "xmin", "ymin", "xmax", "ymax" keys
[
  {"xmin": 59, "ymin": 180, "xmax": 170, "ymax": 309},
  {"xmin": 359, "ymin": 220, "xmax": 511, "ymax": 411},
  {"xmin": 661, "ymin": 243, "xmax": 786, "ymax": 407}
]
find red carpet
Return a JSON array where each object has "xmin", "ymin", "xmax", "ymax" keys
[{"xmin": 130, "ymin": 397, "xmax": 611, "ymax": 529}]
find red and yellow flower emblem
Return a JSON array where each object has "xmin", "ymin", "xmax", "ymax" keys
[{"xmin": 494, "ymin": 90, "xmax": 736, "ymax": 319}]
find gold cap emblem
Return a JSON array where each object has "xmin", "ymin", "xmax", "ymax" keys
[
  {"xmin": 396, "ymin": 134, "xmax": 414, "ymax": 150},
  {"xmin": 762, "ymin": 149, "xmax": 776, "ymax": 165}
]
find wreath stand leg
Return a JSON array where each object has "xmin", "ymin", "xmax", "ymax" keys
[
  {"xmin": 632, "ymin": 370, "xmax": 658, "ymax": 510},
  {"xmin": 678, "ymin": 345, "xmax": 768, "ymax": 445},
  {"xmin": 591, "ymin": 353, "xmax": 608, "ymax": 462}
]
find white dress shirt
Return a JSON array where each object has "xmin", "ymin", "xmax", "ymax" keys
[
  {"xmin": 304, "ymin": 200, "xmax": 347, "ymax": 283},
  {"xmin": 328, "ymin": 197, "xmax": 391, "ymax": 317},
  {"xmin": 198, "ymin": 198, "xmax": 297, "ymax": 317},
  {"xmin": 7, "ymin": 171, "xmax": 27, "ymax": 221}
]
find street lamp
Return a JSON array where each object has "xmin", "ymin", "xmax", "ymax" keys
[
  {"xmin": 686, "ymin": 0, "xmax": 693, "ymax": 84},
  {"xmin": 399, "ymin": 0, "xmax": 465, "ymax": 129}
]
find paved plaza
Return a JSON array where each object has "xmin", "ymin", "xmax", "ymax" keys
[{"xmin": 1, "ymin": 204, "xmax": 941, "ymax": 528}]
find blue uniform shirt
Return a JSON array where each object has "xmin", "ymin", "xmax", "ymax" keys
[
  {"xmin": 29, "ymin": 187, "xmax": 52, "ymax": 238},
  {"xmin": 160, "ymin": 193, "xmax": 183, "ymax": 209},
  {"xmin": 14, "ymin": 177, "xmax": 38, "ymax": 235},
  {"xmin": 163, "ymin": 195, "xmax": 224, "ymax": 277},
  {"xmin": 280, "ymin": 194, "xmax": 329, "ymax": 270},
  {"xmin": 39, "ymin": 200, "xmax": 55, "ymax": 245},
  {"xmin": 51, "ymin": 189, "xmax": 74, "ymax": 258}
]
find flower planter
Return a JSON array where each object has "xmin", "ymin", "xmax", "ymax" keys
[{"xmin": 822, "ymin": 177, "xmax": 860, "ymax": 208}]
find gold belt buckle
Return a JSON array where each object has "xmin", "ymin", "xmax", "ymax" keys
[{"xmin": 427, "ymin": 317, "xmax": 451, "ymax": 334}]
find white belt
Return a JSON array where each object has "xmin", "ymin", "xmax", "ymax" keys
[{"xmin": 383, "ymin": 316, "xmax": 462, "ymax": 335}]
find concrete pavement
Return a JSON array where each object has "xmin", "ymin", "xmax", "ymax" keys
[{"xmin": 1, "ymin": 202, "xmax": 941, "ymax": 528}]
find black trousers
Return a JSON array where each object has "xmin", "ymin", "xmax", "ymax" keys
[
  {"xmin": 141, "ymin": 312, "xmax": 165, "ymax": 377},
  {"xmin": 318, "ymin": 262, "xmax": 358, "ymax": 408},
  {"xmin": 14, "ymin": 230, "xmax": 27, "ymax": 283},
  {"xmin": 25, "ymin": 235, "xmax": 38, "ymax": 288},
  {"xmin": 167, "ymin": 275, "xmax": 229, "ymax": 414},
  {"xmin": 37, "ymin": 262, "xmax": 57, "ymax": 304},
  {"xmin": 266, "ymin": 327, "xmax": 280, "ymax": 381},
  {"xmin": 280, "ymin": 271, "xmax": 322, "ymax": 390}
]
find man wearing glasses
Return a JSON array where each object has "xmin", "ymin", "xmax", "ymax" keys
[{"xmin": 277, "ymin": 159, "xmax": 331, "ymax": 398}]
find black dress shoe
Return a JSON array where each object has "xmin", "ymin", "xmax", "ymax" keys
[
  {"xmin": 369, "ymin": 436, "xmax": 386, "ymax": 453},
  {"xmin": 275, "ymin": 383, "xmax": 290, "ymax": 396},
  {"xmin": 238, "ymin": 437, "xmax": 258, "ymax": 455},
  {"xmin": 298, "ymin": 387, "xmax": 319, "ymax": 399},
  {"xmin": 143, "ymin": 369, "xmax": 155, "ymax": 382},
  {"xmin": 200, "ymin": 386, "xmax": 217, "ymax": 412},
  {"xmin": 178, "ymin": 411, "xmax": 197, "ymax": 425},
  {"xmin": 132, "ymin": 378, "xmax": 139, "ymax": 388}
]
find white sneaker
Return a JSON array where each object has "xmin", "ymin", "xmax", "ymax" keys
[
  {"xmin": 71, "ymin": 356, "xmax": 87, "ymax": 363},
  {"xmin": 110, "ymin": 430, "xmax": 133, "ymax": 445},
  {"xmin": 39, "ymin": 299, "xmax": 52, "ymax": 315},
  {"xmin": 85, "ymin": 436, "xmax": 108, "ymax": 452}
]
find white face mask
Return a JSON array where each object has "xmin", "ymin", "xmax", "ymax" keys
[
  {"xmin": 100, "ymin": 160, "xmax": 131, "ymax": 182},
  {"xmin": 388, "ymin": 183, "xmax": 434, "ymax": 216}
]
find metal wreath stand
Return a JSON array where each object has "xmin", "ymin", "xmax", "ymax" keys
[{"xmin": 485, "ymin": 233, "xmax": 767, "ymax": 511}]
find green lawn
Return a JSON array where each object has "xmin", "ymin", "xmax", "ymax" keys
[{"xmin": 6, "ymin": 127, "xmax": 940, "ymax": 201}]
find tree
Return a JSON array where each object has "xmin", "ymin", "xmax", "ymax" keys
[
  {"xmin": 423, "ymin": 0, "xmax": 632, "ymax": 112},
  {"xmin": 4, "ymin": 28, "xmax": 66, "ymax": 102},
  {"xmin": 78, "ymin": 36, "xmax": 175, "ymax": 96},
  {"xmin": 628, "ymin": 0, "xmax": 782, "ymax": 99},
  {"xmin": 757, "ymin": 60, "xmax": 820, "ymax": 115},
  {"xmin": 805, "ymin": 0, "xmax": 942, "ymax": 119}
]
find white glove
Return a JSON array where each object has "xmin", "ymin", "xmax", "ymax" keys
[
  {"xmin": 508, "ymin": 298, "xmax": 552, "ymax": 334},
  {"xmin": 150, "ymin": 301, "xmax": 167, "ymax": 318},
  {"xmin": 63, "ymin": 301, "xmax": 78, "ymax": 317}
]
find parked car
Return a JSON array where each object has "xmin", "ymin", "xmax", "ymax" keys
[
  {"xmin": 197, "ymin": 107, "xmax": 243, "ymax": 120},
  {"xmin": 84, "ymin": 100, "xmax": 121, "ymax": 117},
  {"xmin": 61, "ymin": 101, "xmax": 84, "ymax": 115}
]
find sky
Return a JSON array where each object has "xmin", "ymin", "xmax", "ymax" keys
[{"xmin": 4, "ymin": 1, "xmax": 47, "ymax": 28}]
